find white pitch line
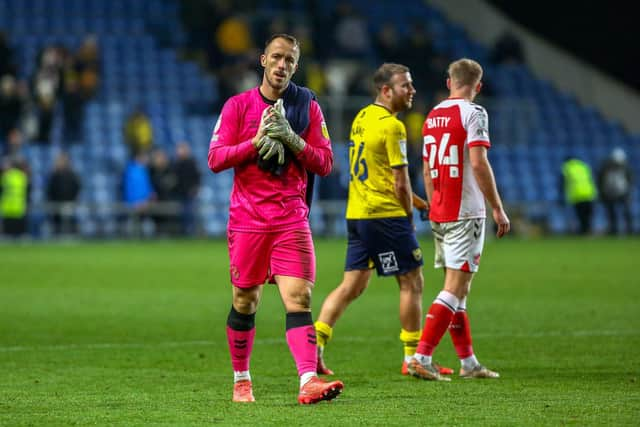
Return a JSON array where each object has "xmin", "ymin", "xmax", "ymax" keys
[{"xmin": 0, "ymin": 330, "xmax": 637, "ymax": 353}]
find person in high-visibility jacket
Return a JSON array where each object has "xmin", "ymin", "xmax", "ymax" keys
[
  {"xmin": 561, "ymin": 156, "xmax": 597, "ymax": 235},
  {"xmin": 1, "ymin": 158, "xmax": 30, "ymax": 237}
]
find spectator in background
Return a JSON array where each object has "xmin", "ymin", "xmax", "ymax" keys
[
  {"xmin": 61, "ymin": 75, "xmax": 85, "ymax": 145},
  {"xmin": 121, "ymin": 151, "xmax": 155, "ymax": 234},
  {"xmin": 213, "ymin": 13, "xmax": 258, "ymax": 104},
  {"xmin": 180, "ymin": 0, "xmax": 222, "ymax": 52},
  {"xmin": 397, "ymin": 21, "xmax": 440, "ymax": 93},
  {"xmin": 124, "ymin": 107, "xmax": 154, "ymax": 155},
  {"xmin": 489, "ymin": 31, "xmax": 525, "ymax": 65},
  {"xmin": 598, "ymin": 147, "xmax": 633, "ymax": 235},
  {"xmin": 173, "ymin": 142, "xmax": 201, "ymax": 236},
  {"xmin": 149, "ymin": 147, "xmax": 177, "ymax": 234},
  {"xmin": 3, "ymin": 128, "xmax": 25, "ymax": 158},
  {"xmin": 290, "ymin": 22, "xmax": 321, "ymax": 91},
  {"xmin": 215, "ymin": 13, "xmax": 254, "ymax": 62},
  {"xmin": 561, "ymin": 156, "xmax": 597, "ymax": 235},
  {"xmin": 255, "ymin": 16, "xmax": 288, "ymax": 56},
  {"xmin": 46, "ymin": 152, "xmax": 81, "ymax": 235},
  {"xmin": 149, "ymin": 148, "xmax": 176, "ymax": 201},
  {"xmin": 218, "ymin": 50, "xmax": 262, "ymax": 99},
  {"xmin": 73, "ymin": 35, "xmax": 100, "ymax": 101},
  {"xmin": 0, "ymin": 31, "xmax": 17, "ymax": 77},
  {"xmin": 332, "ymin": 2, "xmax": 371, "ymax": 60},
  {"xmin": 375, "ymin": 22, "xmax": 403, "ymax": 63},
  {"xmin": 302, "ymin": 60, "xmax": 327, "ymax": 96},
  {"xmin": 32, "ymin": 45, "xmax": 65, "ymax": 144},
  {"xmin": 0, "ymin": 75, "xmax": 26, "ymax": 147},
  {"xmin": 1, "ymin": 156, "xmax": 30, "ymax": 237},
  {"xmin": 321, "ymin": 3, "xmax": 371, "ymax": 99}
]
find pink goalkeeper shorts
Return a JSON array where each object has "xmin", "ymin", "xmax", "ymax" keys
[{"xmin": 227, "ymin": 226, "xmax": 316, "ymax": 288}]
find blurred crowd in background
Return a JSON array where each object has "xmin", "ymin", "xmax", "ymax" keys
[{"xmin": 0, "ymin": 0, "xmax": 636, "ymax": 239}]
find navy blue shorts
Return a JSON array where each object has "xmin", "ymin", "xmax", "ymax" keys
[{"xmin": 345, "ymin": 217, "xmax": 423, "ymax": 276}]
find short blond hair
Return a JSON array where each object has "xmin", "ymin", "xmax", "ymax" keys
[{"xmin": 448, "ymin": 58, "xmax": 483, "ymax": 88}]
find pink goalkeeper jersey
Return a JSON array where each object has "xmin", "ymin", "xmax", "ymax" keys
[
  {"xmin": 208, "ymin": 87, "xmax": 333, "ymax": 232},
  {"xmin": 422, "ymin": 98, "xmax": 491, "ymax": 222}
]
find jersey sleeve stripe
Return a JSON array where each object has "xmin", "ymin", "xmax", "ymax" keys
[{"xmin": 468, "ymin": 140, "xmax": 491, "ymax": 148}]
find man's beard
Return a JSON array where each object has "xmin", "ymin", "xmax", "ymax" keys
[
  {"xmin": 266, "ymin": 73, "xmax": 288, "ymax": 90},
  {"xmin": 392, "ymin": 97, "xmax": 411, "ymax": 112}
]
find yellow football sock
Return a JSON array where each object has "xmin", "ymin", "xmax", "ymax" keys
[
  {"xmin": 315, "ymin": 321, "xmax": 333, "ymax": 348},
  {"xmin": 399, "ymin": 329, "xmax": 421, "ymax": 357}
]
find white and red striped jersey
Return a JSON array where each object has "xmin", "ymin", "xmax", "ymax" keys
[{"xmin": 422, "ymin": 98, "xmax": 491, "ymax": 222}]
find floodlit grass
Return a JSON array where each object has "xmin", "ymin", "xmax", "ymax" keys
[{"xmin": 1, "ymin": 237, "xmax": 639, "ymax": 425}]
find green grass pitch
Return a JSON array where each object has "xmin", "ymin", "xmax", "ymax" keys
[{"xmin": 1, "ymin": 237, "xmax": 639, "ymax": 425}]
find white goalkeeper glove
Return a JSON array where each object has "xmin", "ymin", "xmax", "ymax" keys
[{"xmin": 265, "ymin": 99, "xmax": 306, "ymax": 154}]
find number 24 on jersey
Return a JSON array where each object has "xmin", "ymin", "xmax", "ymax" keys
[{"xmin": 424, "ymin": 132, "xmax": 460, "ymax": 179}]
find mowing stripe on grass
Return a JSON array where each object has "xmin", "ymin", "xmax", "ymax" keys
[{"xmin": 1, "ymin": 329, "xmax": 637, "ymax": 353}]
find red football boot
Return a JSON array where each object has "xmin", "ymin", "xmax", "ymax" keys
[{"xmin": 298, "ymin": 377, "xmax": 343, "ymax": 404}]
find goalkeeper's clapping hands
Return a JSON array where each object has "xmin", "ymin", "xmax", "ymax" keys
[
  {"xmin": 255, "ymin": 135, "xmax": 285, "ymax": 165},
  {"xmin": 264, "ymin": 99, "xmax": 306, "ymax": 154},
  {"xmin": 252, "ymin": 106, "xmax": 286, "ymax": 165}
]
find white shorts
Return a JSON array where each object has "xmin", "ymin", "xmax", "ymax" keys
[{"xmin": 431, "ymin": 218, "xmax": 485, "ymax": 273}]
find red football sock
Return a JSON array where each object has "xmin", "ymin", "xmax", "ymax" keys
[
  {"xmin": 416, "ymin": 302, "xmax": 456, "ymax": 356},
  {"xmin": 449, "ymin": 310, "xmax": 474, "ymax": 359}
]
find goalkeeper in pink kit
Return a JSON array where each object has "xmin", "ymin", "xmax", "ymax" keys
[{"xmin": 208, "ymin": 34, "xmax": 343, "ymax": 404}]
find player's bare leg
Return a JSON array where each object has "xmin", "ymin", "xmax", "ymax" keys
[
  {"xmin": 397, "ymin": 268, "xmax": 423, "ymax": 375},
  {"xmin": 315, "ymin": 270, "xmax": 371, "ymax": 375}
]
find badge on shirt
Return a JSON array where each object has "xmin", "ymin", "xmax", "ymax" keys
[
  {"xmin": 475, "ymin": 111, "xmax": 489, "ymax": 139},
  {"xmin": 214, "ymin": 114, "xmax": 223, "ymax": 132},
  {"xmin": 321, "ymin": 121, "xmax": 330, "ymax": 139},
  {"xmin": 399, "ymin": 139, "xmax": 408, "ymax": 162}
]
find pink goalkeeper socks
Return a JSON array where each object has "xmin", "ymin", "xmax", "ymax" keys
[
  {"xmin": 286, "ymin": 325, "xmax": 318, "ymax": 377},
  {"xmin": 226, "ymin": 326, "xmax": 256, "ymax": 372}
]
